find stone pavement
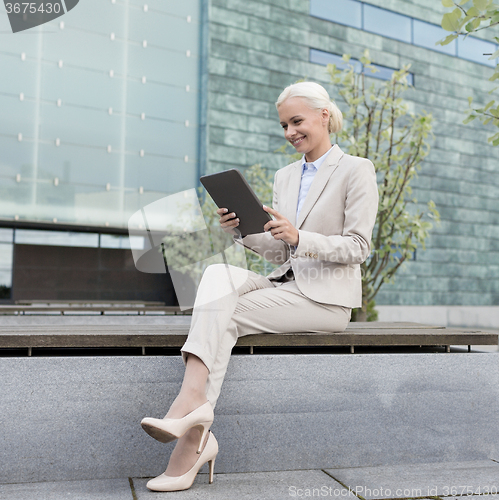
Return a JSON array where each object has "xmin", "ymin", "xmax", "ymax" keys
[{"xmin": 1, "ymin": 460, "xmax": 498, "ymax": 500}]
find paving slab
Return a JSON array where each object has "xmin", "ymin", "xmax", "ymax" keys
[
  {"xmin": 446, "ymin": 496, "xmax": 499, "ymax": 500},
  {"xmin": 325, "ymin": 460, "xmax": 499, "ymax": 499},
  {"xmin": 0, "ymin": 478, "xmax": 133, "ymax": 500},
  {"xmin": 133, "ymin": 469, "xmax": 349, "ymax": 500}
]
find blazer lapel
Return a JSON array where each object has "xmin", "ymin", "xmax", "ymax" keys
[
  {"xmin": 296, "ymin": 144, "xmax": 345, "ymax": 229},
  {"xmin": 284, "ymin": 161, "xmax": 302, "ymax": 227}
]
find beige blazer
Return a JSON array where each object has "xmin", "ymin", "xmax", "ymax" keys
[{"xmin": 234, "ymin": 144, "xmax": 379, "ymax": 309}]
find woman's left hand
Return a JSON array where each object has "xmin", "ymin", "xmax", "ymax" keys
[{"xmin": 262, "ymin": 205, "xmax": 299, "ymax": 247}]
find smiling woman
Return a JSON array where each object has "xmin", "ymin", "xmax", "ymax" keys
[
  {"xmin": 139, "ymin": 81, "xmax": 379, "ymax": 493},
  {"xmin": 277, "ymin": 81, "xmax": 343, "ymax": 162}
]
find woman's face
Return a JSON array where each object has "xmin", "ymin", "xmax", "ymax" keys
[{"xmin": 278, "ymin": 96, "xmax": 330, "ymax": 161}]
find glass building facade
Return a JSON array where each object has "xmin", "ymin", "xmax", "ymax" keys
[{"xmin": 0, "ymin": 0, "xmax": 202, "ymax": 229}]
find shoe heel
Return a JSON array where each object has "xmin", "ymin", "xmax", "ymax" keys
[
  {"xmin": 195, "ymin": 421, "xmax": 211, "ymax": 454},
  {"xmin": 208, "ymin": 458, "xmax": 215, "ymax": 484}
]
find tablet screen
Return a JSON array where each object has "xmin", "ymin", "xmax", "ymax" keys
[{"xmin": 200, "ymin": 169, "xmax": 272, "ymax": 236}]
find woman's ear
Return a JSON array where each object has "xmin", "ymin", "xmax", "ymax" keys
[{"xmin": 321, "ymin": 108, "xmax": 330, "ymax": 127}]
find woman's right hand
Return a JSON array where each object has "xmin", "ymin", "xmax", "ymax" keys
[{"xmin": 217, "ymin": 208, "xmax": 240, "ymax": 235}]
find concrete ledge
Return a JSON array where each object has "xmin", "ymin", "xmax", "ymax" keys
[
  {"xmin": 377, "ymin": 305, "xmax": 499, "ymax": 329},
  {"xmin": 1, "ymin": 352, "xmax": 498, "ymax": 484}
]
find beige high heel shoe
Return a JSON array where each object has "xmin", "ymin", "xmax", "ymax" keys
[
  {"xmin": 141, "ymin": 401, "xmax": 214, "ymax": 454},
  {"xmin": 146, "ymin": 430, "xmax": 218, "ymax": 492}
]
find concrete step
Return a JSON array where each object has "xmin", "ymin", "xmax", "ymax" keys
[{"xmin": 1, "ymin": 350, "xmax": 498, "ymax": 484}]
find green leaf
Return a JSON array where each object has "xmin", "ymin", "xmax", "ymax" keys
[
  {"xmin": 441, "ymin": 9, "xmax": 463, "ymax": 31},
  {"xmin": 441, "ymin": 0, "xmax": 454, "ymax": 6},
  {"xmin": 473, "ymin": 0, "xmax": 488, "ymax": 11},
  {"xmin": 437, "ymin": 33, "xmax": 458, "ymax": 46},
  {"xmin": 486, "ymin": 2, "xmax": 498, "ymax": 14},
  {"xmin": 465, "ymin": 21, "xmax": 475, "ymax": 32},
  {"xmin": 484, "ymin": 100, "xmax": 496, "ymax": 111},
  {"xmin": 463, "ymin": 114, "xmax": 478, "ymax": 124},
  {"xmin": 471, "ymin": 18, "xmax": 482, "ymax": 30}
]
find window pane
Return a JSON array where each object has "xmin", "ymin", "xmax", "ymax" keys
[
  {"xmin": 15, "ymin": 230, "xmax": 99, "ymax": 247},
  {"xmin": 0, "ymin": 271, "xmax": 13, "ymax": 294},
  {"xmin": 310, "ymin": 49, "xmax": 414, "ymax": 85},
  {"xmin": 126, "ymin": 79, "xmax": 198, "ymax": 122},
  {"xmin": 0, "ymin": 93, "xmax": 37, "ymax": 138},
  {"xmin": 363, "ymin": 4, "xmax": 411, "ymax": 43},
  {"xmin": 100, "ymin": 234, "xmax": 145, "ymax": 250},
  {"xmin": 310, "ymin": 0, "xmax": 361, "ymax": 29},
  {"xmin": 42, "ymin": 26, "xmax": 126, "ymax": 73},
  {"xmin": 0, "ymin": 229, "xmax": 14, "ymax": 243},
  {"xmin": 363, "ymin": 64, "xmax": 394, "ymax": 81},
  {"xmin": 36, "ymin": 143, "xmax": 121, "ymax": 185},
  {"xmin": 363, "ymin": 64, "xmax": 414, "ymax": 85},
  {"xmin": 0, "ymin": 53, "xmax": 39, "ymax": 96},
  {"xmin": 127, "ymin": 45, "xmax": 198, "ymax": 88},
  {"xmin": 128, "ymin": 5, "xmax": 199, "ymax": 53},
  {"xmin": 125, "ymin": 117, "xmax": 198, "ymax": 160},
  {"xmin": 458, "ymin": 37, "xmax": 497, "ymax": 67},
  {"xmin": 413, "ymin": 19, "xmax": 456, "ymax": 56},
  {"xmin": 0, "ymin": 243, "xmax": 14, "ymax": 274},
  {"xmin": 130, "ymin": 0, "xmax": 200, "ymax": 20},
  {"xmin": 125, "ymin": 156, "xmax": 198, "ymax": 194},
  {"xmin": 309, "ymin": 49, "xmax": 362, "ymax": 73},
  {"xmin": 40, "ymin": 65, "xmax": 124, "ymax": 113}
]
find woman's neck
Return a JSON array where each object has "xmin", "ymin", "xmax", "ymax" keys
[{"xmin": 305, "ymin": 142, "xmax": 333, "ymax": 163}]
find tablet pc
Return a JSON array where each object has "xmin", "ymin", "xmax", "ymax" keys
[{"xmin": 200, "ymin": 169, "xmax": 272, "ymax": 236}]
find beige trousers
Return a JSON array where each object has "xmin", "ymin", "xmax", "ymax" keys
[{"xmin": 180, "ymin": 263, "xmax": 351, "ymax": 408}]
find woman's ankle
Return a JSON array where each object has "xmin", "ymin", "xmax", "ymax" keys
[{"xmin": 166, "ymin": 392, "xmax": 208, "ymax": 418}]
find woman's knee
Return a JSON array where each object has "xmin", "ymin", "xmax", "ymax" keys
[
  {"xmin": 203, "ymin": 263, "xmax": 235, "ymax": 279},
  {"xmin": 202, "ymin": 263, "xmax": 251, "ymax": 289}
]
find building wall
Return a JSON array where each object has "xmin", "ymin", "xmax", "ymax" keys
[{"xmin": 206, "ymin": 0, "xmax": 499, "ymax": 307}]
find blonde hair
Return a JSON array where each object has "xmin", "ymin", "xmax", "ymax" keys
[{"xmin": 275, "ymin": 81, "xmax": 343, "ymax": 134}]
